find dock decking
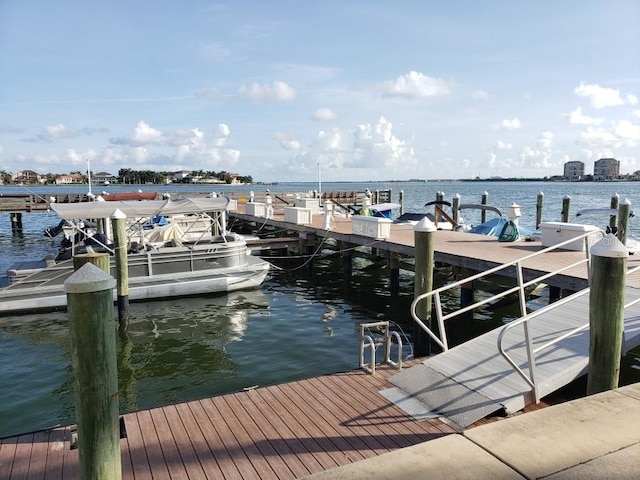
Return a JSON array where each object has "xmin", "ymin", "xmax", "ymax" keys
[{"xmin": 1, "ymin": 359, "xmax": 463, "ymax": 479}]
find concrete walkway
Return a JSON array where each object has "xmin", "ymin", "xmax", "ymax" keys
[{"xmin": 302, "ymin": 383, "xmax": 640, "ymax": 480}]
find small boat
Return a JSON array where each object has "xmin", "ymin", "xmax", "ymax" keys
[{"xmin": 0, "ymin": 196, "xmax": 271, "ymax": 315}]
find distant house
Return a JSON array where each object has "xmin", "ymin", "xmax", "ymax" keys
[
  {"xmin": 593, "ymin": 157, "xmax": 620, "ymax": 181},
  {"xmin": 563, "ymin": 161, "xmax": 584, "ymax": 181},
  {"xmin": 92, "ymin": 171, "xmax": 118, "ymax": 185},
  {"xmin": 11, "ymin": 170, "xmax": 41, "ymax": 184},
  {"xmin": 173, "ymin": 170, "xmax": 192, "ymax": 182},
  {"xmin": 56, "ymin": 174, "xmax": 84, "ymax": 185}
]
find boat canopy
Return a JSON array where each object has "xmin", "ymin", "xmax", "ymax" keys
[{"xmin": 51, "ymin": 196, "xmax": 230, "ymax": 220}]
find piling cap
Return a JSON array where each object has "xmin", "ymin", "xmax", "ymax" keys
[
  {"xmin": 590, "ymin": 233, "xmax": 629, "ymax": 258},
  {"xmin": 64, "ymin": 262, "xmax": 116, "ymax": 294},
  {"xmin": 414, "ymin": 217, "xmax": 437, "ymax": 232}
]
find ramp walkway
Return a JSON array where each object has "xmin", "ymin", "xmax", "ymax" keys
[{"xmin": 388, "ymin": 230, "xmax": 640, "ymax": 429}]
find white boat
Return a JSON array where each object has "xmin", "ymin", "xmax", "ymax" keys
[{"xmin": 0, "ymin": 196, "xmax": 270, "ymax": 315}]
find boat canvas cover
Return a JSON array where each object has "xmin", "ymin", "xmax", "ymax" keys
[{"xmin": 51, "ymin": 196, "xmax": 230, "ymax": 220}]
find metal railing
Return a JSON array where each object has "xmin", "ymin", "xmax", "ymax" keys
[
  {"xmin": 498, "ymin": 261, "xmax": 640, "ymax": 404},
  {"xmin": 411, "ymin": 228, "xmax": 606, "ymax": 353}
]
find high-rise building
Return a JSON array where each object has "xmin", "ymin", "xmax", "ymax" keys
[
  {"xmin": 593, "ymin": 157, "xmax": 619, "ymax": 180},
  {"xmin": 563, "ymin": 161, "xmax": 584, "ymax": 181}
]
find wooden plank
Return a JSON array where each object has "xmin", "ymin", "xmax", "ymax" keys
[
  {"xmin": 136, "ymin": 410, "xmax": 172, "ymax": 479},
  {"xmin": 11, "ymin": 433, "xmax": 33, "ymax": 479},
  {"xmin": 198, "ymin": 397, "xmax": 261, "ymax": 479},
  {"xmin": 231, "ymin": 390, "xmax": 314, "ymax": 479},
  {"xmin": 254, "ymin": 386, "xmax": 342, "ymax": 472},
  {"xmin": 148, "ymin": 408, "xmax": 189, "ymax": 480},
  {"xmin": 172, "ymin": 402, "xmax": 225, "ymax": 479},
  {"xmin": 0, "ymin": 437, "xmax": 17, "ymax": 480},
  {"xmin": 187, "ymin": 400, "xmax": 245, "ymax": 480},
  {"xmin": 122, "ymin": 414, "xmax": 153, "ymax": 480},
  {"xmin": 161, "ymin": 405, "xmax": 208, "ymax": 480},
  {"xmin": 210, "ymin": 395, "xmax": 286, "ymax": 480},
  {"xmin": 26, "ymin": 430, "xmax": 50, "ymax": 480}
]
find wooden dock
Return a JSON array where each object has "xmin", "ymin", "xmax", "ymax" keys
[{"xmin": 0, "ymin": 359, "xmax": 463, "ymax": 479}]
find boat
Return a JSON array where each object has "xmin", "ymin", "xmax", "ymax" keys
[
  {"xmin": 574, "ymin": 207, "xmax": 639, "ymax": 253},
  {"xmin": 0, "ymin": 196, "xmax": 271, "ymax": 315}
]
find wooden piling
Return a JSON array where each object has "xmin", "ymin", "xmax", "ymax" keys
[
  {"xmin": 389, "ymin": 253, "xmax": 400, "ymax": 297},
  {"xmin": 64, "ymin": 263, "xmax": 121, "ymax": 480},
  {"xmin": 111, "ymin": 209, "xmax": 129, "ymax": 325},
  {"xmin": 452, "ymin": 194, "xmax": 461, "ymax": 225},
  {"xmin": 616, "ymin": 198, "xmax": 631, "ymax": 246},
  {"xmin": 399, "ymin": 190, "xmax": 405, "ymax": 215},
  {"xmin": 481, "ymin": 191, "xmax": 489, "ymax": 223},
  {"xmin": 536, "ymin": 192, "xmax": 544, "ymax": 229},
  {"xmin": 10, "ymin": 212, "xmax": 23, "ymax": 232},
  {"xmin": 414, "ymin": 218, "xmax": 436, "ymax": 356},
  {"xmin": 561, "ymin": 195, "xmax": 571, "ymax": 223},
  {"xmin": 609, "ymin": 193, "xmax": 619, "ymax": 231},
  {"xmin": 587, "ymin": 234, "xmax": 627, "ymax": 395},
  {"xmin": 73, "ymin": 252, "xmax": 110, "ymax": 273}
]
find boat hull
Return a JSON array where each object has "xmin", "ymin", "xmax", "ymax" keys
[{"xmin": 0, "ymin": 243, "xmax": 270, "ymax": 316}]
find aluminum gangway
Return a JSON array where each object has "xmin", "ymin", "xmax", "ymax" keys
[{"xmin": 387, "ymin": 230, "xmax": 640, "ymax": 430}]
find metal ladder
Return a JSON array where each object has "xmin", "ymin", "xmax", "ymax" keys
[{"xmin": 359, "ymin": 321, "xmax": 403, "ymax": 374}]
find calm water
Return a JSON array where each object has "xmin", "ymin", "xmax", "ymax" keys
[{"xmin": 1, "ymin": 180, "xmax": 640, "ymax": 438}]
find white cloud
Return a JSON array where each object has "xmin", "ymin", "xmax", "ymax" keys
[
  {"xmin": 289, "ymin": 116, "xmax": 416, "ymax": 172},
  {"xmin": 634, "ymin": 109, "xmax": 640, "ymax": 118},
  {"xmin": 496, "ymin": 140, "xmax": 512, "ymax": 150},
  {"xmin": 276, "ymin": 132, "xmax": 301, "ymax": 151},
  {"xmin": 498, "ymin": 118, "xmax": 521, "ymax": 130},
  {"xmin": 568, "ymin": 107, "xmax": 603, "ymax": 126},
  {"xmin": 574, "ymin": 82, "xmax": 625, "ymax": 109},
  {"xmin": 311, "ymin": 107, "xmax": 336, "ymax": 121},
  {"xmin": 627, "ymin": 94, "xmax": 638, "ymax": 105},
  {"xmin": 44, "ymin": 123, "xmax": 76, "ymax": 139},
  {"xmin": 132, "ymin": 121, "xmax": 164, "ymax": 143},
  {"xmin": 614, "ymin": 120, "xmax": 640, "ymax": 142},
  {"xmin": 537, "ymin": 131, "xmax": 554, "ymax": 149},
  {"xmin": 379, "ymin": 71, "xmax": 450, "ymax": 99},
  {"xmin": 238, "ymin": 81, "xmax": 296, "ymax": 102}
]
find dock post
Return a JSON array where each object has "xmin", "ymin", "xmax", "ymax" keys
[
  {"xmin": 616, "ymin": 198, "xmax": 631, "ymax": 246},
  {"xmin": 340, "ymin": 241, "xmax": 353, "ymax": 286},
  {"xmin": 111, "ymin": 209, "xmax": 129, "ymax": 325},
  {"xmin": 481, "ymin": 191, "xmax": 489, "ymax": 223},
  {"xmin": 610, "ymin": 193, "xmax": 619, "ymax": 231},
  {"xmin": 10, "ymin": 212, "xmax": 23, "ymax": 233},
  {"xmin": 414, "ymin": 218, "xmax": 436, "ymax": 356},
  {"xmin": 536, "ymin": 192, "xmax": 544, "ymax": 229},
  {"xmin": 399, "ymin": 190, "xmax": 405, "ymax": 215},
  {"xmin": 452, "ymin": 194, "xmax": 461, "ymax": 225},
  {"xmin": 587, "ymin": 233, "xmax": 627, "ymax": 395},
  {"xmin": 561, "ymin": 195, "xmax": 571, "ymax": 223},
  {"xmin": 64, "ymin": 263, "xmax": 121, "ymax": 480},
  {"xmin": 74, "ymin": 252, "xmax": 110, "ymax": 273},
  {"xmin": 389, "ymin": 253, "xmax": 400, "ymax": 297}
]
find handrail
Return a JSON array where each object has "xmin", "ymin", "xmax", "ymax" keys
[
  {"xmin": 411, "ymin": 227, "xmax": 605, "ymax": 352},
  {"xmin": 497, "ymin": 262, "xmax": 640, "ymax": 403}
]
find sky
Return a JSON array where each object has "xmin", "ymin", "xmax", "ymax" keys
[{"xmin": 1, "ymin": 1, "xmax": 639, "ymax": 183}]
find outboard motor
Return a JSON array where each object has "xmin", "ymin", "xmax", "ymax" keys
[{"xmin": 43, "ymin": 220, "xmax": 67, "ymax": 238}]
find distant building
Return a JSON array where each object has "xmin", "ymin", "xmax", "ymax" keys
[
  {"xmin": 11, "ymin": 170, "xmax": 41, "ymax": 184},
  {"xmin": 593, "ymin": 157, "xmax": 619, "ymax": 181},
  {"xmin": 92, "ymin": 171, "xmax": 118, "ymax": 185},
  {"xmin": 563, "ymin": 161, "xmax": 584, "ymax": 181},
  {"xmin": 56, "ymin": 174, "xmax": 84, "ymax": 185}
]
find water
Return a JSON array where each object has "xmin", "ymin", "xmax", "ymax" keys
[{"xmin": 1, "ymin": 180, "xmax": 640, "ymax": 438}]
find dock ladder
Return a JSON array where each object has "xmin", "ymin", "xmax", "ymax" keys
[{"xmin": 360, "ymin": 321, "xmax": 403, "ymax": 374}]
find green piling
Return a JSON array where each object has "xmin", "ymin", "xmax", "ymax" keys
[
  {"xmin": 587, "ymin": 234, "xmax": 627, "ymax": 395},
  {"xmin": 110, "ymin": 209, "xmax": 129, "ymax": 325},
  {"xmin": 616, "ymin": 198, "xmax": 631, "ymax": 247},
  {"xmin": 64, "ymin": 263, "xmax": 121, "ymax": 480},
  {"xmin": 610, "ymin": 193, "xmax": 619, "ymax": 231},
  {"xmin": 536, "ymin": 192, "xmax": 544, "ymax": 229},
  {"xmin": 414, "ymin": 218, "xmax": 436, "ymax": 356},
  {"xmin": 481, "ymin": 191, "xmax": 489, "ymax": 223}
]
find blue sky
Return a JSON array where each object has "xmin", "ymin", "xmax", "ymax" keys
[{"xmin": 1, "ymin": 1, "xmax": 639, "ymax": 182}]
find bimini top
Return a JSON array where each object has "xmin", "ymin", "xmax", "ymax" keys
[{"xmin": 51, "ymin": 196, "xmax": 230, "ymax": 220}]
